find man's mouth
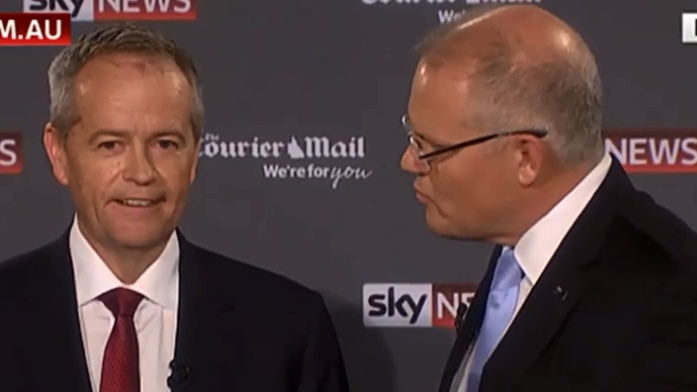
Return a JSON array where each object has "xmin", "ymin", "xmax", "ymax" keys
[
  {"xmin": 414, "ymin": 185, "xmax": 428, "ymax": 201},
  {"xmin": 116, "ymin": 198, "xmax": 162, "ymax": 207}
]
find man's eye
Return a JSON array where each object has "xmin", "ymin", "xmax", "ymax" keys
[
  {"xmin": 158, "ymin": 140, "xmax": 179, "ymax": 149},
  {"xmin": 414, "ymin": 138, "xmax": 436, "ymax": 152},
  {"xmin": 98, "ymin": 141, "xmax": 119, "ymax": 150}
]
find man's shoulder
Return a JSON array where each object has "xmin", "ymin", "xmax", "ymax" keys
[
  {"xmin": 189, "ymin": 243, "xmax": 323, "ymax": 306},
  {"xmin": 0, "ymin": 239, "xmax": 60, "ymax": 280},
  {"xmin": 0, "ymin": 238, "xmax": 64, "ymax": 301},
  {"xmin": 611, "ymin": 189, "xmax": 697, "ymax": 270}
]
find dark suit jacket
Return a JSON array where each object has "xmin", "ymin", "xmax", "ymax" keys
[
  {"xmin": 0, "ymin": 231, "xmax": 350, "ymax": 392},
  {"xmin": 440, "ymin": 158, "xmax": 697, "ymax": 392}
]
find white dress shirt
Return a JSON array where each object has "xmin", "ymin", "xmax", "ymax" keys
[
  {"xmin": 69, "ymin": 217, "xmax": 179, "ymax": 392},
  {"xmin": 454, "ymin": 153, "xmax": 613, "ymax": 391}
]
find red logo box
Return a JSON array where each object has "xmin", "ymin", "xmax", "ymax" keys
[
  {"xmin": 604, "ymin": 129, "xmax": 697, "ymax": 173},
  {"xmin": 0, "ymin": 13, "xmax": 70, "ymax": 46},
  {"xmin": 431, "ymin": 283, "xmax": 477, "ymax": 328},
  {"xmin": 0, "ymin": 133, "xmax": 23, "ymax": 174}
]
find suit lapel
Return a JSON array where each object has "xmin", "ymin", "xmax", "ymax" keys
[
  {"xmin": 16, "ymin": 232, "xmax": 92, "ymax": 392},
  {"xmin": 438, "ymin": 247, "xmax": 501, "ymax": 392},
  {"xmin": 480, "ymin": 159, "xmax": 633, "ymax": 391},
  {"xmin": 171, "ymin": 233, "xmax": 243, "ymax": 390}
]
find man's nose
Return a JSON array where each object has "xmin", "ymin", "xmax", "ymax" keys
[
  {"xmin": 122, "ymin": 146, "xmax": 157, "ymax": 185},
  {"xmin": 400, "ymin": 147, "xmax": 421, "ymax": 174}
]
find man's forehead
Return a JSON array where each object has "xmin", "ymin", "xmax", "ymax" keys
[
  {"xmin": 416, "ymin": 51, "xmax": 481, "ymax": 75},
  {"xmin": 85, "ymin": 52, "xmax": 175, "ymax": 69},
  {"xmin": 407, "ymin": 65, "xmax": 484, "ymax": 140},
  {"xmin": 74, "ymin": 55, "xmax": 189, "ymax": 95},
  {"xmin": 410, "ymin": 63, "xmax": 475, "ymax": 109},
  {"xmin": 74, "ymin": 53, "xmax": 184, "ymax": 88}
]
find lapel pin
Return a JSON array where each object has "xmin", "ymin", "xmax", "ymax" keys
[{"xmin": 553, "ymin": 285, "xmax": 568, "ymax": 301}]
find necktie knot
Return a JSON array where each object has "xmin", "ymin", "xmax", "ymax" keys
[
  {"xmin": 492, "ymin": 247, "xmax": 523, "ymax": 291},
  {"xmin": 99, "ymin": 288, "xmax": 143, "ymax": 318}
]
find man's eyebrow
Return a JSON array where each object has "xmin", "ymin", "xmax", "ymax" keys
[
  {"xmin": 88, "ymin": 129, "xmax": 129, "ymax": 143},
  {"xmin": 87, "ymin": 129, "xmax": 188, "ymax": 143},
  {"xmin": 408, "ymin": 124, "xmax": 451, "ymax": 147},
  {"xmin": 152, "ymin": 130, "xmax": 186, "ymax": 141}
]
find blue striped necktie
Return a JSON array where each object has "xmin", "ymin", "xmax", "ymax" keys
[{"xmin": 466, "ymin": 247, "xmax": 523, "ymax": 391}]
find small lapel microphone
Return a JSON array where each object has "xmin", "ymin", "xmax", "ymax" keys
[{"xmin": 167, "ymin": 359, "xmax": 191, "ymax": 390}]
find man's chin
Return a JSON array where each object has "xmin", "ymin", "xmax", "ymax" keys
[
  {"xmin": 424, "ymin": 209, "xmax": 484, "ymax": 241},
  {"xmin": 106, "ymin": 224, "xmax": 171, "ymax": 249},
  {"xmin": 424, "ymin": 209, "xmax": 459, "ymax": 238}
]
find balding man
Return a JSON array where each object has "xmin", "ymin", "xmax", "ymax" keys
[{"xmin": 401, "ymin": 5, "xmax": 697, "ymax": 392}]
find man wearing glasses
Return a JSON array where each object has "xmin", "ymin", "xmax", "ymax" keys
[{"xmin": 401, "ymin": 4, "xmax": 697, "ymax": 392}]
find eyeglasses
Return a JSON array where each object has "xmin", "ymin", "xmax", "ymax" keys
[{"xmin": 402, "ymin": 114, "xmax": 548, "ymax": 172}]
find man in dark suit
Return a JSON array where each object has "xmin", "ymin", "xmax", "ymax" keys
[
  {"xmin": 400, "ymin": 4, "xmax": 697, "ymax": 392},
  {"xmin": 0, "ymin": 23, "xmax": 349, "ymax": 391}
]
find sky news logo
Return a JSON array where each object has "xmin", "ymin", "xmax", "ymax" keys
[
  {"xmin": 604, "ymin": 130, "xmax": 697, "ymax": 173},
  {"xmin": 23, "ymin": 0, "xmax": 196, "ymax": 21},
  {"xmin": 0, "ymin": 13, "xmax": 70, "ymax": 46},
  {"xmin": 0, "ymin": 133, "xmax": 23, "ymax": 174},
  {"xmin": 362, "ymin": 283, "xmax": 476, "ymax": 328}
]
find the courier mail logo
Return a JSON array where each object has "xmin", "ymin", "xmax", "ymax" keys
[
  {"xmin": 24, "ymin": 0, "xmax": 196, "ymax": 22},
  {"xmin": 362, "ymin": 283, "xmax": 476, "ymax": 328}
]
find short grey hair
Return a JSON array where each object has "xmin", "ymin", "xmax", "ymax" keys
[
  {"xmin": 48, "ymin": 22, "xmax": 204, "ymax": 139},
  {"xmin": 416, "ymin": 6, "xmax": 604, "ymax": 164}
]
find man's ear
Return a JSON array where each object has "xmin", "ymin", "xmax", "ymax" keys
[
  {"xmin": 514, "ymin": 135, "xmax": 544, "ymax": 187},
  {"xmin": 189, "ymin": 136, "xmax": 202, "ymax": 184},
  {"xmin": 43, "ymin": 122, "xmax": 69, "ymax": 185}
]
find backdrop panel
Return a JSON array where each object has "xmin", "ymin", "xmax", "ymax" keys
[{"xmin": 0, "ymin": 0, "xmax": 696, "ymax": 390}]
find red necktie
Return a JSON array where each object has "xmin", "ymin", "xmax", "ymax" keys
[{"xmin": 98, "ymin": 288, "xmax": 143, "ymax": 392}]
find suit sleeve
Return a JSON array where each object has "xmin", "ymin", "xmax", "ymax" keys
[
  {"xmin": 514, "ymin": 269, "xmax": 697, "ymax": 392},
  {"xmin": 629, "ymin": 269, "xmax": 697, "ymax": 392},
  {"xmin": 296, "ymin": 293, "xmax": 350, "ymax": 392}
]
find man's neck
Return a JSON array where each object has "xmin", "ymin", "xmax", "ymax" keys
[
  {"xmin": 97, "ymin": 245, "xmax": 166, "ymax": 284},
  {"xmin": 499, "ymin": 159, "xmax": 599, "ymax": 246},
  {"xmin": 78, "ymin": 221, "xmax": 169, "ymax": 284}
]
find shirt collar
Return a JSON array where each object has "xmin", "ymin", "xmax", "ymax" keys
[
  {"xmin": 514, "ymin": 153, "xmax": 612, "ymax": 284},
  {"xmin": 69, "ymin": 215, "xmax": 179, "ymax": 310}
]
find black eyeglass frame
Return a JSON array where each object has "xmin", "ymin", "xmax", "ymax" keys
[{"xmin": 401, "ymin": 114, "xmax": 548, "ymax": 161}]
